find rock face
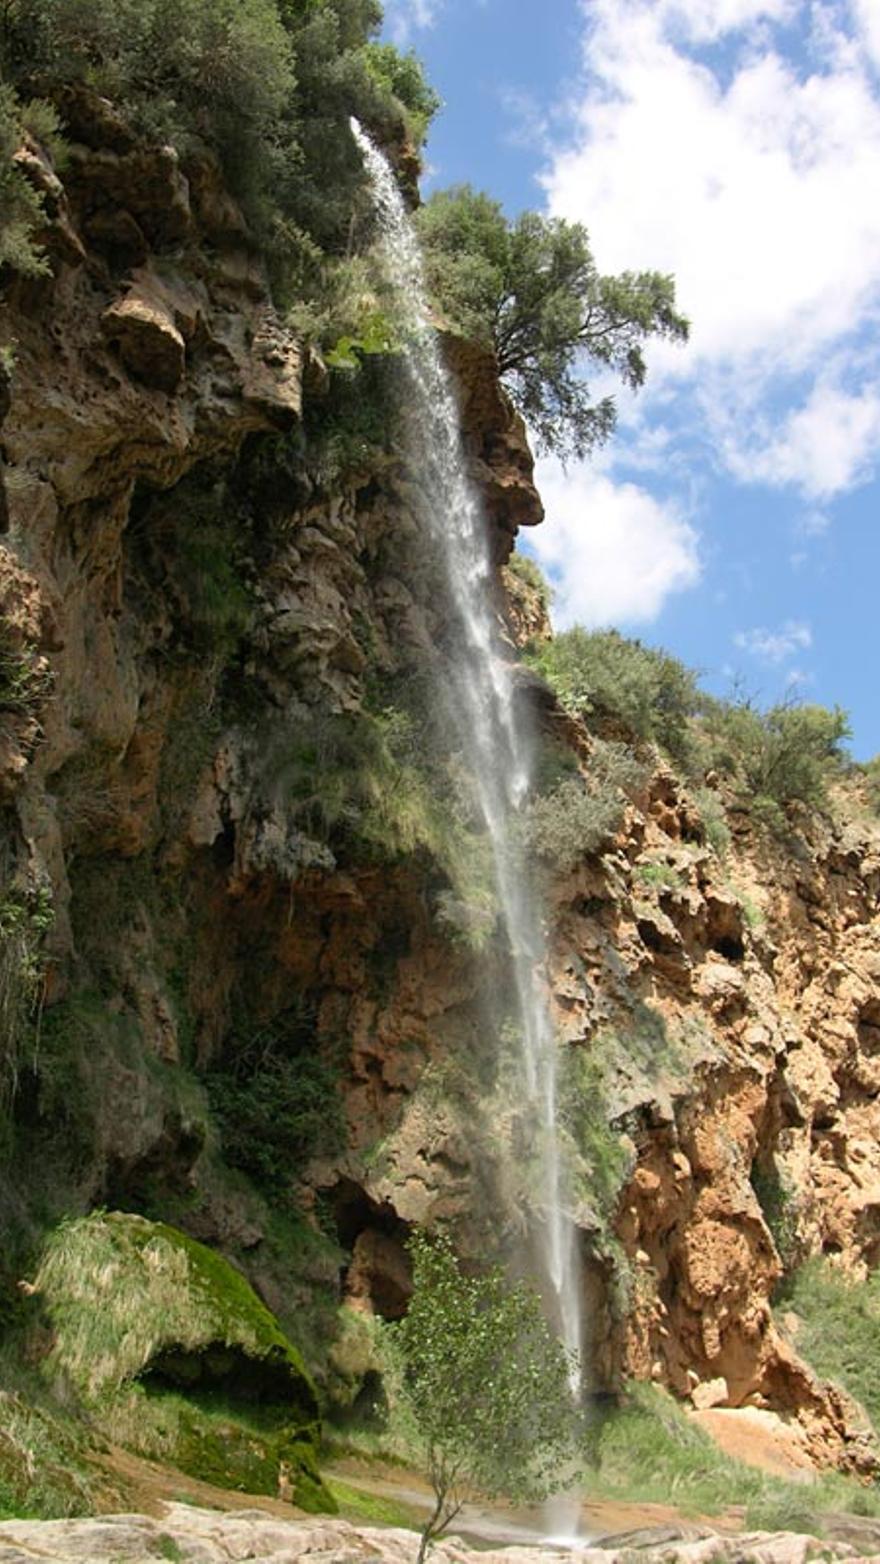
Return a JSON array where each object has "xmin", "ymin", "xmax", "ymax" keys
[{"xmin": 4, "ymin": 87, "xmax": 880, "ymax": 1508}]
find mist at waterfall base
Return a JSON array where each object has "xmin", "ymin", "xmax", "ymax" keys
[{"xmin": 351, "ymin": 120, "xmax": 584, "ymax": 1533}]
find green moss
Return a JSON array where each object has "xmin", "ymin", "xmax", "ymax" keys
[
  {"xmin": 33, "ymin": 1212, "xmax": 338, "ymax": 1510},
  {"xmin": 36, "ymin": 1212, "xmax": 315, "ymax": 1404},
  {"xmin": 325, "ymin": 1475, "xmax": 421, "ymax": 1528}
]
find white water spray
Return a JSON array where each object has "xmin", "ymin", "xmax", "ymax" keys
[{"xmin": 351, "ymin": 122, "xmax": 582, "ymax": 1413}]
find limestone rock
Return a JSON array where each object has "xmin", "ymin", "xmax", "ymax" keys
[{"xmin": 690, "ymin": 1375, "xmax": 729, "ymax": 1410}]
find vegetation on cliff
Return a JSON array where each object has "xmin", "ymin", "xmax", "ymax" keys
[{"xmin": 417, "ymin": 187, "xmax": 689, "ymax": 460}]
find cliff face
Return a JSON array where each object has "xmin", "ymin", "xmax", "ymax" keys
[{"xmin": 3, "ymin": 95, "xmax": 880, "ymax": 1492}]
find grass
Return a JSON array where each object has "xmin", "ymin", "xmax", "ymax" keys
[
  {"xmin": 324, "ymin": 1475, "xmax": 421, "ymax": 1529},
  {"xmin": 587, "ymin": 1383, "xmax": 880, "ymax": 1532},
  {"xmin": 633, "ymin": 860, "xmax": 686, "ymax": 892},
  {"xmin": 778, "ymin": 1259, "xmax": 880, "ymax": 1431},
  {"xmin": 34, "ymin": 1211, "xmax": 316, "ymax": 1406}
]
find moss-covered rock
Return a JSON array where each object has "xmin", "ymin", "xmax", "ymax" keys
[{"xmin": 32, "ymin": 1211, "xmax": 336, "ymax": 1511}]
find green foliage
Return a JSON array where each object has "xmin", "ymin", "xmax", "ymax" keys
[
  {"xmin": 521, "ymin": 776, "xmax": 624, "ymax": 872},
  {"xmin": 587, "ymin": 1380, "xmax": 880, "ymax": 1526},
  {"xmin": 0, "ymin": 1370, "xmax": 96, "ymax": 1518},
  {"xmin": 751, "ymin": 1162, "xmax": 799, "ymax": 1271},
  {"xmin": 560, "ymin": 1043, "xmax": 632, "ymax": 1242},
  {"xmin": 171, "ymin": 505, "xmax": 254, "ymax": 661},
  {"xmin": 528, "ymin": 628, "xmax": 700, "ymax": 762},
  {"xmin": 633, "ymin": 860, "xmax": 685, "ymax": 893},
  {"xmin": 416, "ymin": 185, "xmax": 688, "ymax": 461},
  {"xmin": 34, "ymin": 1210, "xmax": 319, "ymax": 1406},
  {"xmin": 260, "ymin": 0, "xmax": 435, "ymax": 293},
  {"xmin": 299, "ymin": 349, "xmax": 402, "ymax": 485},
  {"xmin": 6, "ymin": 0, "xmax": 296, "ymax": 216},
  {"xmin": 779, "ymin": 1258, "xmax": 880, "ymax": 1432},
  {"xmin": 0, "ymin": 618, "xmax": 53, "ymax": 714},
  {"xmin": 521, "ymin": 740, "xmax": 645, "ymax": 873},
  {"xmin": 0, "ymin": 884, "xmax": 53, "ymax": 1121},
  {"xmin": 362, "ymin": 41, "xmax": 441, "ymax": 144},
  {"xmin": 394, "ymin": 1230, "xmax": 579, "ymax": 1561},
  {"xmin": 0, "ymin": 83, "xmax": 50, "ymax": 278},
  {"xmin": 691, "ymin": 786, "xmax": 732, "ymax": 856},
  {"xmin": 206, "ymin": 1002, "xmax": 346, "ymax": 1190},
  {"xmin": 705, "ymin": 698, "xmax": 850, "ymax": 821},
  {"xmin": 265, "ymin": 706, "xmax": 497, "ymax": 946},
  {"xmin": 506, "ymin": 550, "xmax": 553, "ymax": 610},
  {"xmin": 2, "ymin": 0, "xmax": 438, "ymax": 306}
]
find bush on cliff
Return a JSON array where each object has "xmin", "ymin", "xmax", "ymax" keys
[
  {"xmin": 704, "ymin": 696, "xmax": 850, "ymax": 822},
  {"xmin": 1, "ymin": 0, "xmax": 438, "ymax": 295},
  {"xmin": 528, "ymin": 627, "xmax": 700, "ymax": 763},
  {"xmin": 416, "ymin": 185, "xmax": 689, "ymax": 461},
  {"xmin": 0, "ymin": 84, "xmax": 52, "ymax": 277},
  {"xmin": 206, "ymin": 1002, "xmax": 346, "ymax": 1190}
]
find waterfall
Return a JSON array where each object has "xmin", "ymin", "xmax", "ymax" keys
[{"xmin": 351, "ymin": 124, "xmax": 582, "ymax": 1411}]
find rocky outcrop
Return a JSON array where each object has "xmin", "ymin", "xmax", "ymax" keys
[{"xmin": 0, "ymin": 1505, "xmax": 877, "ymax": 1564}]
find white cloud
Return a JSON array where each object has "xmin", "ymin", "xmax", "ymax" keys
[
  {"xmin": 528, "ymin": 457, "xmax": 700, "ymax": 627},
  {"xmin": 851, "ymin": 0, "xmax": 880, "ymax": 71},
  {"xmin": 540, "ymin": 0, "xmax": 880, "ymax": 501},
  {"xmin": 383, "ymin": 0, "xmax": 439, "ymax": 44},
  {"xmin": 734, "ymin": 619, "xmax": 812, "ymax": 661},
  {"xmin": 722, "ymin": 379, "xmax": 880, "ymax": 497}
]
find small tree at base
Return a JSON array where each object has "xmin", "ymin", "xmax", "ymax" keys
[{"xmin": 393, "ymin": 1230, "xmax": 580, "ymax": 1564}]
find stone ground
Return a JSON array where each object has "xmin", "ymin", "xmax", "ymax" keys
[{"xmin": 1, "ymin": 1505, "xmax": 880, "ymax": 1564}]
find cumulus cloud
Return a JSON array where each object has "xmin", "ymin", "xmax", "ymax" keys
[
  {"xmin": 734, "ymin": 619, "xmax": 813, "ymax": 661},
  {"xmin": 539, "ymin": 0, "xmax": 880, "ymax": 500},
  {"xmin": 383, "ymin": 0, "xmax": 440, "ymax": 44},
  {"xmin": 851, "ymin": 0, "xmax": 880, "ymax": 72},
  {"xmin": 528, "ymin": 457, "xmax": 701, "ymax": 627},
  {"xmin": 721, "ymin": 379, "xmax": 880, "ymax": 497}
]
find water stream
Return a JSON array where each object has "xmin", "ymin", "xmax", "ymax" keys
[{"xmin": 351, "ymin": 123, "xmax": 582, "ymax": 1423}]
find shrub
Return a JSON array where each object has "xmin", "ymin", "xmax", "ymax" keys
[
  {"xmin": 362, "ymin": 41, "xmax": 440, "ymax": 144},
  {"xmin": 506, "ymin": 551, "xmax": 553, "ymax": 611},
  {"xmin": 206, "ymin": 1002, "xmax": 346, "ymax": 1189},
  {"xmin": 560, "ymin": 1043, "xmax": 632, "ymax": 1236},
  {"xmin": 0, "ymin": 885, "xmax": 53, "ymax": 1121},
  {"xmin": 633, "ymin": 861, "xmax": 684, "ymax": 893},
  {"xmin": 691, "ymin": 786, "xmax": 731, "ymax": 856},
  {"xmin": 394, "ymin": 1230, "xmax": 579, "ymax": 1564},
  {"xmin": 521, "ymin": 777, "xmax": 623, "ymax": 872},
  {"xmin": 528, "ymin": 628, "xmax": 700, "ymax": 763},
  {"xmin": 6, "ymin": 0, "xmax": 297, "ymax": 210},
  {"xmin": 2, "ymin": 0, "xmax": 439, "ymax": 303},
  {"xmin": 263, "ymin": 706, "xmax": 497, "ymax": 943},
  {"xmin": 521, "ymin": 739, "xmax": 644, "ymax": 874},
  {"xmin": 751, "ymin": 1162, "xmax": 798, "ymax": 1271},
  {"xmin": 0, "ymin": 618, "xmax": 53, "ymax": 716},
  {"xmin": 0, "ymin": 84, "xmax": 51, "ymax": 277},
  {"xmin": 705, "ymin": 698, "xmax": 850, "ymax": 818}
]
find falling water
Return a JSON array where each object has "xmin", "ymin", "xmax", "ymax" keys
[{"xmin": 351, "ymin": 122, "xmax": 583, "ymax": 1414}]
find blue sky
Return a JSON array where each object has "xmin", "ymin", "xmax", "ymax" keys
[{"xmin": 382, "ymin": 0, "xmax": 880, "ymax": 758}]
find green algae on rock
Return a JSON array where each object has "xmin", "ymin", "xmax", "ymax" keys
[{"xmin": 32, "ymin": 1211, "xmax": 335, "ymax": 1511}]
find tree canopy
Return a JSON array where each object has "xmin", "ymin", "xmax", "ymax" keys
[
  {"xmin": 416, "ymin": 185, "xmax": 689, "ymax": 461},
  {"xmin": 394, "ymin": 1230, "xmax": 579, "ymax": 1562}
]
